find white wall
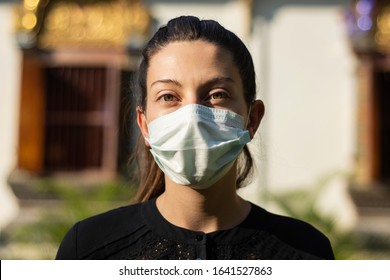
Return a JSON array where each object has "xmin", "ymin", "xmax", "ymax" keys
[
  {"xmin": 242, "ymin": 3, "xmax": 358, "ymax": 229},
  {"xmin": 267, "ymin": 7, "xmax": 356, "ymax": 190},
  {"xmin": 0, "ymin": 4, "xmax": 21, "ymax": 230}
]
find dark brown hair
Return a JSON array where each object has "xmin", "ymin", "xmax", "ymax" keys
[{"xmin": 132, "ymin": 16, "xmax": 257, "ymax": 202}]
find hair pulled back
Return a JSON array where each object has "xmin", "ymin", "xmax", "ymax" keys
[{"xmin": 132, "ymin": 16, "xmax": 257, "ymax": 202}]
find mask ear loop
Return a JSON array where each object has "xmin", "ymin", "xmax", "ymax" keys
[
  {"xmin": 138, "ymin": 106, "xmax": 151, "ymax": 143},
  {"xmin": 244, "ymin": 102, "xmax": 253, "ymax": 129},
  {"xmin": 145, "ymin": 120, "xmax": 150, "ymax": 142}
]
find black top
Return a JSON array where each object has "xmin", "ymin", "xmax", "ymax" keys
[{"xmin": 56, "ymin": 198, "xmax": 334, "ymax": 260}]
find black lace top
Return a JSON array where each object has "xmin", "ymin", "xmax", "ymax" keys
[{"xmin": 56, "ymin": 198, "xmax": 334, "ymax": 260}]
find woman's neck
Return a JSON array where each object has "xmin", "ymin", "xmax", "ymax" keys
[{"xmin": 156, "ymin": 169, "xmax": 251, "ymax": 233}]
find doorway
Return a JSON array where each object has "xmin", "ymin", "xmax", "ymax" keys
[{"xmin": 376, "ymin": 70, "xmax": 390, "ymax": 184}]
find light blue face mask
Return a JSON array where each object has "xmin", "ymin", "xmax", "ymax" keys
[{"xmin": 146, "ymin": 104, "xmax": 251, "ymax": 189}]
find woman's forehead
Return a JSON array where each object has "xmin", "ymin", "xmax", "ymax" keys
[{"xmin": 147, "ymin": 40, "xmax": 239, "ymax": 84}]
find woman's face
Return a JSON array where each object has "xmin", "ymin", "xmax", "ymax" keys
[{"xmin": 141, "ymin": 40, "xmax": 249, "ymax": 126}]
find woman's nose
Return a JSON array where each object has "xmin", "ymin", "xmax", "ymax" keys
[{"xmin": 182, "ymin": 92, "xmax": 202, "ymax": 106}]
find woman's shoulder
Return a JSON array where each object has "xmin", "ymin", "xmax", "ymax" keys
[
  {"xmin": 249, "ymin": 204, "xmax": 324, "ymax": 236},
  {"xmin": 77, "ymin": 202, "xmax": 144, "ymax": 231},
  {"xmin": 56, "ymin": 201, "xmax": 148, "ymax": 259},
  {"xmin": 247, "ymin": 203, "xmax": 335, "ymax": 259}
]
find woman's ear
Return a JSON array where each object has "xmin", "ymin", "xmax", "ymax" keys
[
  {"xmin": 136, "ymin": 106, "xmax": 151, "ymax": 148},
  {"xmin": 247, "ymin": 100, "xmax": 265, "ymax": 139}
]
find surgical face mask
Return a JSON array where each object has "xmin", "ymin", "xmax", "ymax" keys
[{"xmin": 145, "ymin": 104, "xmax": 251, "ymax": 189}]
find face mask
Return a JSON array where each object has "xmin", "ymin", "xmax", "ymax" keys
[{"xmin": 145, "ymin": 104, "xmax": 251, "ymax": 190}]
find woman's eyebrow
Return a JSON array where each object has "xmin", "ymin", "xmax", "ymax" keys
[
  {"xmin": 150, "ymin": 76, "xmax": 234, "ymax": 89},
  {"xmin": 150, "ymin": 79, "xmax": 182, "ymax": 88},
  {"xmin": 202, "ymin": 76, "xmax": 235, "ymax": 87},
  {"xmin": 198, "ymin": 77, "xmax": 236, "ymax": 93}
]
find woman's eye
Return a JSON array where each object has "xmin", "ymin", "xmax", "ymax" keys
[
  {"xmin": 210, "ymin": 92, "xmax": 228, "ymax": 100},
  {"xmin": 161, "ymin": 94, "xmax": 178, "ymax": 102}
]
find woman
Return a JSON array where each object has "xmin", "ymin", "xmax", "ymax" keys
[{"xmin": 56, "ymin": 16, "xmax": 334, "ymax": 260}]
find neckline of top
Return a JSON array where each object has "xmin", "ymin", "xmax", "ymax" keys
[{"xmin": 140, "ymin": 197, "xmax": 266, "ymax": 244}]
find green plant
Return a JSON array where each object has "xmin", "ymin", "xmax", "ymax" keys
[
  {"xmin": 264, "ymin": 173, "xmax": 359, "ymax": 259},
  {"xmin": 5, "ymin": 178, "xmax": 137, "ymax": 250}
]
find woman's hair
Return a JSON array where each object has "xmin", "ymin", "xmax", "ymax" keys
[{"xmin": 132, "ymin": 16, "xmax": 257, "ymax": 202}]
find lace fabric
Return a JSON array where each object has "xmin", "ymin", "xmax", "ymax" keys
[
  {"xmin": 122, "ymin": 231, "xmax": 319, "ymax": 260},
  {"xmin": 124, "ymin": 237, "xmax": 197, "ymax": 260}
]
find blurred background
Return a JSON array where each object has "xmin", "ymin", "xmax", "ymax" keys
[{"xmin": 1, "ymin": 0, "xmax": 390, "ymax": 259}]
